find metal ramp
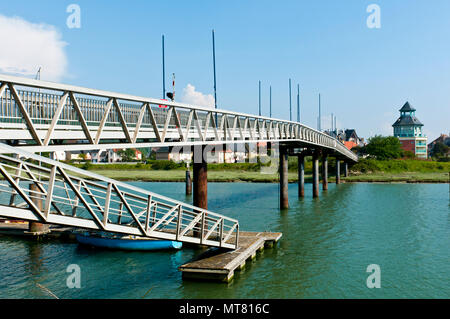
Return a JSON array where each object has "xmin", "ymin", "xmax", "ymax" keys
[{"xmin": 0, "ymin": 143, "xmax": 239, "ymax": 249}]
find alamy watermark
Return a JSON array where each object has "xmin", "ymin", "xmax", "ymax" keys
[
  {"xmin": 66, "ymin": 264, "xmax": 81, "ymax": 289},
  {"xmin": 168, "ymin": 142, "xmax": 280, "ymax": 174},
  {"xmin": 66, "ymin": 4, "xmax": 81, "ymax": 29},
  {"xmin": 366, "ymin": 264, "xmax": 381, "ymax": 288},
  {"xmin": 366, "ymin": 4, "xmax": 381, "ymax": 29}
]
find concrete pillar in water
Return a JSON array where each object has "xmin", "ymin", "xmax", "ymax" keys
[
  {"xmin": 336, "ymin": 159, "xmax": 341, "ymax": 184},
  {"xmin": 297, "ymin": 154, "xmax": 305, "ymax": 198},
  {"xmin": 322, "ymin": 154, "xmax": 328, "ymax": 191},
  {"xmin": 279, "ymin": 146, "xmax": 289, "ymax": 209},
  {"xmin": 28, "ymin": 184, "xmax": 49, "ymax": 234},
  {"xmin": 185, "ymin": 162, "xmax": 192, "ymax": 195},
  {"xmin": 312, "ymin": 151, "xmax": 320, "ymax": 198},
  {"xmin": 193, "ymin": 145, "xmax": 207, "ymax": 210},
  {"xmin": 344, "ymin": 162, "xmax": 349, "ymax": 177}
]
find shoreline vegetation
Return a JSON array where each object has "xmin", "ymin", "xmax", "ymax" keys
[{"xmin": 71, "ymin": 158, "xmax": 450, "ymax": 183}]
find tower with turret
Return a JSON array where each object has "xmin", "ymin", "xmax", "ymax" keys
[{"xmin": 392, "ymin": 102, "xmax": 427, "ymax": 158}]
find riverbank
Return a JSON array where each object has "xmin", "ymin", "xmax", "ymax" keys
[
  {"xmin": 87, "ymin": 169, "xmax": 449, "ymax": 183},
  {"xmin": 70, "ymin": 158, "xmax": 450, "ymax": 183}
]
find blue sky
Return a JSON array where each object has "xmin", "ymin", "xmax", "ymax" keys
[{"xmin": 0, "ymin": 0, "xmax": 449, "ymax": 141}]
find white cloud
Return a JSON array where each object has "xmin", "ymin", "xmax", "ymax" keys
[
  {"xmin": 0, "ymin": 15, "xmax": 67, "ymax": 81},
  {"xmin": 181, "ymin": 84, "xmax": 215, "ymax": 108}
]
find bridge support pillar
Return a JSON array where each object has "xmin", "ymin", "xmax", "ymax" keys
[
  {"xmin": 297, "ymin": 154, "xmax": 305, "ymax": 198},
  {"xmin": 27, "ymin": 184, "xmax": 49, "ymax": 235},
  {"xmin": 193, "ymin": 145, "xmax": 207, "ymax": 209},
  {"xmin": 186, "ymin": 162, "xmax": 192, "ymax": 196},
  {"xmin": 312, "ymin": 151, "xmax": 320, "ymax": 198},
  {"xmin": 279, "ymin": 146, "xmax": 289, "ymax": 209},
  {"xmin": 322, "ymin": 154, "xmax": 328, "ymax": 191},
  {"xmin": 336, "ymin": 159, "xmax": 341, "ymax": 184},
  {"xmin": 344, "ymin": 162, "xmax": 348, "ymax": 177}
]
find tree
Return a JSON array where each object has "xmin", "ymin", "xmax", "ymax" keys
[
  {"xmin": 431, "ymin": 142, "xmax": 449, "ymax": 158},
  {"xmin": 117, "ymin": 149, "xmax": 135, "ymax": 162},
  {"xmin": 79, "ymin": 153, "xmax": 87, "ymax": 161},
  {"xmin": 350, "ymin": 145, "xmax": 367, "ymax": 157},
  {"xmin": 365, "ymin": 135, "xmax": 404, "ymax": 160}
]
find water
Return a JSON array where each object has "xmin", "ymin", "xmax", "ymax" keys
[{"xmin": 0, "ymin": 182, "xmax": 449, "ymax": 299}]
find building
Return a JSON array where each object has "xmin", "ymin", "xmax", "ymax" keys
[
  {"xmin": 428, "ymin": 134, "xmax": 450, "ymax": 157},
  {"xmin": 325, "ymin": 128, "xmax": 365, "ymax": 150},
  {"xmin": 392, "ymin": 102, "xmax": 427, "ymax": 158},
  {"xmin": 155, "ymin": 147, "xmax": 192, "ymax": 162},
  {"xmin": 343, "ymin": 129, "xmax": 365, "ymax": 150},
  {"xmin": 65, "ymin": 150, "xmax": 92, "ymax": 161}
]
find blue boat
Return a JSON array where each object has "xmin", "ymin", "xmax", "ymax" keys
[{"xmin": 75, "ymin": 232, "xmax": 182, "ymax": 251}]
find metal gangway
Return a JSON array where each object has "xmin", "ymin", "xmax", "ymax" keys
[
  {"xmin": 0, "ymin": 143, "xmax": 239, "ymax": 249},
  {"xmin": 0, "ymin": 74, "xmax": 357, "ymax": 163}
]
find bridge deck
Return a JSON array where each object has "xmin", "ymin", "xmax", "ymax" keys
[
  {"xmin": 179, "ymin": 231, "xmax": 282, "ymax": 282},
  {"xmin": 0, "ymin": 74, "xmax": 357, "ymax": 163}
]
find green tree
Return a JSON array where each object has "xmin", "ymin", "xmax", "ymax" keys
[
  {"xmin": 431, "ymin": 142, "xmax": 449, "ymax": 158},
  {"xmin": 79, "ymin": 153, "xmax": 87, "ymax": 161},
  {"xmin": 365, "ymin": 135, "xmax": 404, "ymax": 160},
  {"xmin": 117, "ymin": 149, "xmax": 135, "ymax": 162},
  {"xmin": 350, "ymin": 145, "xmax": 367, "ymax": 157}
]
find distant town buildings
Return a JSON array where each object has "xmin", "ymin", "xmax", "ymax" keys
[
  {"xmin": 325, "ymin": 128, "xmax": 365, "ymax": 150},
  {"xmin": 154, "ymin": 145, "xmax": 252, "ymax": 164},
  {"xmin": 427, "ymin": 134, "xmax": 450, "ymax": 158},
  {"xmin": 392, "ymin": 102, "xmax": 427, "ymax": 159},
  {"xmin": 64, "ymin": 148, "xmax": 142, "ymax": 163}
]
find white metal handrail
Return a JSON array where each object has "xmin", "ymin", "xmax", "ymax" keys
[
  {"xmin": 0, "ymin": 143, "xmax": 239, "ymax": 249},
  {"xmin": 0, "ymin": 74, "xmax": 357, "ymax": 162}
]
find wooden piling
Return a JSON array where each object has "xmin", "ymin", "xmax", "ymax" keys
[
  {"xmin": 298, "ymin": 154, "xmax": 305, "ymax": 198},
  {"xmin": 336, "ymin": 159, "xmax": 341, "ymax": 184},
  {"xmin": 27, "ymin": 184, "xmax": 49, "ymax": 235},
  {"xmin": 312, "ymin": 151, "xmax": 320, "ymax": 198},
  {"xmin": 322, "ymin": 154, "xmax": 328, "ymax": 191},
  {"xmin": 279, "ymin": 146, "xmax": 289, "ymax": 209},
  {"xmin": 193, "ymin": 145, "xmax": 207, "ymax": 210},
  {"xmin": 185, "ymin": 163, "xmax": 192, "ymax": 195}
]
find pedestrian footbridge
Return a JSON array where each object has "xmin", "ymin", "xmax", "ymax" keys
[{"xmin": 0, "ymin": 143, "xmax": 239, "ymax": 249}]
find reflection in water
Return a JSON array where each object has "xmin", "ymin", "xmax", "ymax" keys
[{"xmin": 25, "ymin": 241, "xmax": 44, "ymax": 276}]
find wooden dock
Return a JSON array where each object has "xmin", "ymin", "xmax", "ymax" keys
[
  {"xmin": 0, "ymin": 222, "xmax": 76, "ymax": 241},
  {"xmin": 179, "ymin": 231, "xmax": 282, "ymax": 282}
]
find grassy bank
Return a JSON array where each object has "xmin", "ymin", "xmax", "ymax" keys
[
  {"xmin": 74, "ymin": 158, "xmax": 450, "ymax": 183},
  {"xmin": 88, "ymin": 169, "xmax": 449, "ymax": 183},
  {"xmin": 86, "ymin": 169, "xmax": 306, "ymax": 183},
  {"xmin": 346, "ymin": 158, "xmax": 450, "ymax": 183}
]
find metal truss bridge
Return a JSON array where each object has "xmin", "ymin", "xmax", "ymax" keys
[
  {"xmin": 0, "ymin": 73, "xmax": 358, "ymax": 249},
  {"xmin": 0, "ymin": 74, "xmax": 357, "ymax": 162},
  {"xmin": 0, "ymin": 143, "xmax": 239, "ymax": 249}
]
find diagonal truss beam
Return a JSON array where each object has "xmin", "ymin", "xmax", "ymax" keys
[
  {"xmin": 44, "ymin": 92, "xmax": 69, "ymax": 146},
  {"xmin": 8, "ymin": 83, "xmax": 43, "ymax": 145}
]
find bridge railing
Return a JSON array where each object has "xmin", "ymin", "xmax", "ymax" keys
[
  {"xmin": 0, "ymin": 143, "xmax": 239, "ymax": 249},
  {"xmin": 0, "ymin": 74, "xmax": 357, "ymax": 162}
]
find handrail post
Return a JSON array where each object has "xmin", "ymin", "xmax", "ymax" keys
[
  {"xmin": 200, "ymin": 212, "xmax": 205, "ymax": 244},
  {"xmin": 235, "ymin": 223, "xmax": 239, "ymax": 248},
  {"xmin": 219, "ymin": 218, "xmax": 224, "ymax": 247},
  {"xmin": 176, "ymin": 205, "xmax": 182, "ymax": 241}
]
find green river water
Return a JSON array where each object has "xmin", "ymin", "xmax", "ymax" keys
[{"xmin": 0, "ymin": 182, "xmax": 449, "ymax": 298}]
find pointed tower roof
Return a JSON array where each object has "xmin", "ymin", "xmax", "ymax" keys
[
  {"xmin": 393, "ymin": 101, "xmax": 423, "ymax": 127},
  {"xmin": 399, "ymin": 101, "xmax": 416, "ymax": 112}
]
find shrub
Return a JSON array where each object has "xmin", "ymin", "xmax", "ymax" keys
[{"xmin": 365, "ymin": 135, "xmax": 404, "ymax": 160}]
